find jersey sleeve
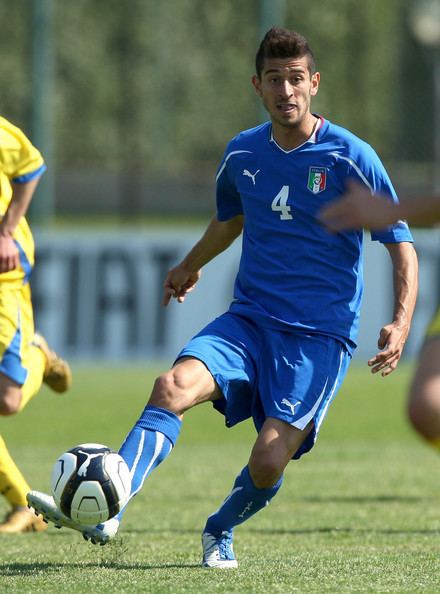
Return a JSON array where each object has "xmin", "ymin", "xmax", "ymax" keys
[
  {"xmin": 215, "ymin": 145, "xmax": 243, "ymax": 221},
  {"xmin": 345, "ymin": 143, "xmax": 413, "ymax": 244},
  {"xmin": 0, "ymin": 117, "xmax": 46, "ymax": 183}
]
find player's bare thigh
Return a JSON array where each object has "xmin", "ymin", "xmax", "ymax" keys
[
  {"xmin": 0, "ymin": 372, "xmax": 22, "ymax": 415},
  {"xmin": 148, "ymin": 356, "xmax": 222, "ymax": 416},
  {"xmin": 248, "ymin": 417, "xmax": 313, "ymax": 488},
  {"xmin": 407, "ymin": 336, "xmax": 440, "ymax": 439}
]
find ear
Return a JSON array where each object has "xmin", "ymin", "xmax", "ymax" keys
[
  {"xmin": 252, "ymin": 74, "xmax": 262, "ymax": 97},
  {"xmin": 310, "ymin": 71, "xmax": 320, "ymax": 97}
]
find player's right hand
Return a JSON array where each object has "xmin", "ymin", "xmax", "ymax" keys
[
  {"xmin": 0, "ymin": 235, "xmax": 20, "ymax": 272},
  {"xmin": 163, "ymin": 265, "xmax": 201, "ymax": 306}
]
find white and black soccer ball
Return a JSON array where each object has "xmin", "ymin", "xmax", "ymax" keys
[{"xmin": 51, "ymin": 443, "xmax": 131, "ymax": 525}]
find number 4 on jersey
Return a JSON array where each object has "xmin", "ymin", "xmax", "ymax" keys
[{"xmin": 271, "ymin": 185, "xmax": 293, "ymax": 220}]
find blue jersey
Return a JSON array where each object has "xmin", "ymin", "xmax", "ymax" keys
[{"xmin": 216, "ymin": 117, "xmax": 413, "ymax": 352}]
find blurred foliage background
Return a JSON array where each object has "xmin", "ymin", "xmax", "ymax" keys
[{"xmin": 0, "ymin": 0, "xmax": 437, "ymax": 219}]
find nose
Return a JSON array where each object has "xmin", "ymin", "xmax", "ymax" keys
[{"xmin": 279, "ymin": 80, "xmax": 293, "ymax": 97}]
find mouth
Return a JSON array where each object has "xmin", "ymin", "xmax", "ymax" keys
[{"xmin": 277, "ymin": 103, "xmax": 297, "ymax": 115}]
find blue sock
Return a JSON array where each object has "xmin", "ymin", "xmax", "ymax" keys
[
  {"xmin": 116, "ymin": 405, "xmax": 182, "ymax": 519},
  {"xmin": 204, "ymin": 465, "xmax": 283, "ymax": 534}
]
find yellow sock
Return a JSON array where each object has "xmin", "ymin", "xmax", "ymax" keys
[
  {"xmin": 0, "ymin": 435, "xmax": 30, "ymax": 507},
  {"xmin": 18, "ymin": 344, "xmax": 46, "ymax": 411}
]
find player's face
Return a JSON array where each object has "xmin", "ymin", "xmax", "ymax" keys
[{"xmin": 252, "ymin": 56, "xmax": 320, "ymax": 130}]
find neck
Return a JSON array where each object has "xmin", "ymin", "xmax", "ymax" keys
[{"xmin": 271, "ymin": 113, "xmax": 318, "ymax": 151}]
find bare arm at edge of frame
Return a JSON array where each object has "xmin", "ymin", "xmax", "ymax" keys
[{"xmin": 319, "ymin": 180, "xmax": 440, "ymax": 230}]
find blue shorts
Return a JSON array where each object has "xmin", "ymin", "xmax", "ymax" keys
[{"xmin": 177, "ymin": 312, "xmax": 351, "ymax": 459}]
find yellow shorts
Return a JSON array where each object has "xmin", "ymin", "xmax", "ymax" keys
[
  {"xmin": 0, "ymin": 281, "xmax": 35, "ymax": 385},
  {"xmin": 426, "ymin": 307, "xmax": 440, "ymax": 339}
]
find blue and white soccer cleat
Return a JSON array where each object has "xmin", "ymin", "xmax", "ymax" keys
[
  {"xmin": 201, "ymin": 530, "xmax": 238, "ymax": 568},
  {"xmin": 26, "ymin": 490, "xmax": 119, "ymax": 545}
]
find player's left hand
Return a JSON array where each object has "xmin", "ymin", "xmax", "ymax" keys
[{"xmin": 368, "ymin": 322, "xmax": 409, "ymax": 377}]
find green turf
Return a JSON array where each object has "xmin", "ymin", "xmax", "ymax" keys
[{"xmin": 1, "ymin": 362, "xmax": 439, "ymax": 593}]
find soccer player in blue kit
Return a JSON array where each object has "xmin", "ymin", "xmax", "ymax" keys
[{"xmin": 28, "ymin": 27, "xmax": 418, "ymax": 567}]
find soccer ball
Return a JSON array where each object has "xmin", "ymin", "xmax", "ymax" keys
[{"xmin": 51, "ymin": 443, "xmax": 131, "ymax": 525}]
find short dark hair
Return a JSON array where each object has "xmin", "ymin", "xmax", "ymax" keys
[{"xmin": 255, "ymin": 27, "xmax": 316, "ymax": 78}]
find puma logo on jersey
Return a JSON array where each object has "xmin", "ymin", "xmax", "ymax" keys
[
  {"xmin": 280, "ymin": 398, "xmax": 301, "ymax": 415},
  {"xmin": 243, "ymin": 169, "xmax": 260, "ymax": 185}
]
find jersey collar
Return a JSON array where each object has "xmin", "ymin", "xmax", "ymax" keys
[{"xmin": 269, "ymin": 115, "xmax": 325, "ymax": 154}]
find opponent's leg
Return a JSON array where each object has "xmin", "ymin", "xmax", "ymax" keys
[
  {"xmin": 0, "ymin": 283, "xmax": 69, "ymax": 532},
  {"xmin": 29, "ymin": 357, "xmax": 221, "ymax": 543},
  {"xmin": 202, "ymin": 418, "xmax": 312, "ymax": 568},
  {"xmin": 0, "ymin": 435, "xmax": 47, "ymax": 533},
  {"xmin": 0, "ymin": 366, "xmax": 49, "ymax": 534},
  {"xmin": 0, "ymin": 265, "xmax": 70, "ymax": 534},
  {"xmin": 0, "ymin": 335, "xmax": 70, "ymax": 531},
  {"xmin": 407, "ymin": 337, "xmax": 440, "ymax": 447}
]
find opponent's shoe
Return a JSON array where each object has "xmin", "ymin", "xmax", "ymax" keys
[
  {"xmin": 26, "ymin": 490, "xmax": 119, "ymax": 545},
  {"xmin": 0, "ymin": 506, "xmax": 48, "ymax": 533},
  {"xmin": 32, "ymin": 333, "xmax": 72, "ymax": 393},
  {"xmin": 201, "ymin": 530, "xmax": 238, "ymax": 568}
]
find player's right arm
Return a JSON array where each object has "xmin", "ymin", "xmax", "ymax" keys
[
  {"xmin": 163, "ymin": 214, "xmax": 243, "ymax": 306},
  {"xmin": 0, "ymin": 177, "xmax": 41, "ymax": 273},
  {"xmin": 0, "ymin": 116, "xmax": 46, "ymax": 272}
]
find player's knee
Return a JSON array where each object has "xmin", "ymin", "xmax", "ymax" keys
[
  {"xmin": 149, "ymin": 373, "xmax": 176, "ymax": 409},
  {"xmin": 407, "ymin": 398, "xmax": 422, "ymax": 431},
  {"xmin": 148, "ymin": 369, "xmax": 192, "ymax": 414},
  {"xmin": 248, "ymin": 449, "xmax": 284, "ymax": 489},
  {"xmin": 407, "ymin": 392, "xmax": 440, "ymax": 440},
  {"xmin": 0, "ymin": 390, "xmax": 22, "ymax": 415}
]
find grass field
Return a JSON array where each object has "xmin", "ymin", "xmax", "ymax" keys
[{"xmin": 1, "ymin": 362, "xmax": 440, "ymax": 593}]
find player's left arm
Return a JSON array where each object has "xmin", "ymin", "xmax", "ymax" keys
[{"xmin": 368, "ymin": 241, "xmax": 418, "ymax": 377}]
